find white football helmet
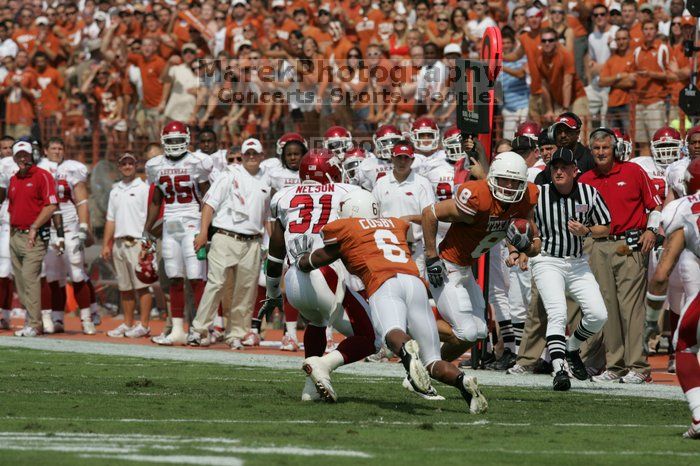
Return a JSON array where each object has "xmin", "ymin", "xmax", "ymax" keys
[
  {"xmin": 409, "ymin": 117, "xmax": 440, "ymax": 152},
  {"xmin": 161, "ymin": 120, "xmax": 190, "ymax": 159},
  {"xmin": 339, "ymin": 190, "xmax": 379, "ymax": 219},
  {"xmin": 487, "ymin": 151, "xmax": 528, "ymax": 203}
]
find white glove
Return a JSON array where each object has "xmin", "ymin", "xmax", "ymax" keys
[
  {"xmin": 76, "ymin": 223, "xmax": 89, "ymax": 250},
  {"xmin": 288, "ymin": 234, "xmax": 314, "ymax": 266}
]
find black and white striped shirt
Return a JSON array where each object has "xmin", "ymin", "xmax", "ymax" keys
[{"xmin": 534, "ymin": 182, "xmax": 611, "ymax": 258}]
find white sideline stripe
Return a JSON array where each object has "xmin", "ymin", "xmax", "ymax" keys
[
  {"xmin": 0, "ymin": 416, "xmax": 688, "ymax": 429},
  {"xmin": 0, "ymin": 337, "xmax": 685, "ymax": 401},
  {"xmin": 428, "ymin": 447, "xmax": 700, "ymax": 458},
  {"xmin": 80, "ymin": 454, "xmax": 244, "ymax": 466},
  {"xmin": 0, "ymin": 433, "xmax": 241, "ymax": 444}
]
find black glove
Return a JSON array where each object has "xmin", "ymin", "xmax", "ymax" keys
[{"xmin": 426, "ymin": 256, "xmax": 445, "ymax": 288}]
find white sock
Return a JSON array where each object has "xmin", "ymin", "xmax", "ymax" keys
[
  {"xmin": 687, "ymin": 387, "xmax": 700, "ymax": 422},
  {"xmin": 326, "ymin": 327, "xmax": 333, "ymax": 340},
  {"xmin": 323, "ymin": 350, "xmax": 346, "ymax": 371},
  {"xmin": 52, "ymin": 311, "xmax": 65, "ymax": 323},
  {"xmin": 41, "ymin": 309, "xmax": 51, "ymax": 316},
  {"xmin": 79, "ymin": 308, "xmax": 91, "ymax": 321},
  {"xmin": 251, "ymin": 328, "xmax": 259, "ymax": 334},
  {"xmin": 171, "ymin": 317, "xmax": 185, "ymax": 335},
  {"xmin": 552, "ymin": 358, "xmax": 565, "ymax": 373},
  {"xmin": 213, "ymin": 315, "xmax": 224, "ymax": 328},
  {"xmin": 285, "ymin": 321, "xmax": 297, "ymax": 338}
]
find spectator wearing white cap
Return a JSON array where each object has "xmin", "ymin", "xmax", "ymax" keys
[
  {"xmin": 102, "ymin": 153, "xmax": 152, "ymax": 339},
  {"xmin": 190, "ymin": 138, "xmax": 271, "ymax": 350}
]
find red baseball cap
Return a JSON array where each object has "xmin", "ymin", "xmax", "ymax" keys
[{"xmin": 392, "ymin": 143, "xmax": 414, "ymax": 158}]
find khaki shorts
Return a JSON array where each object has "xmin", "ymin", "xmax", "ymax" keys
[
  {"xmin": 635, "ymin": 101, "xmax": 665, "ymax": 143},
  {"xmin": 113, "ymin": 238, "xmax": 150, "ymax": 291}
]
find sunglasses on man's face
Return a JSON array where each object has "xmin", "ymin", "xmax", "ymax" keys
[
  {"xmin": 541, "ymin": 37, "xmax": 556, "ymax": 43},
  {"xmin": 592, "ymin": 12, "xmax": 607, "ymax": 17}
]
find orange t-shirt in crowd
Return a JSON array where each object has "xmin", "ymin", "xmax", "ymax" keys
[
  {"xmin": 34, "ymin": 32, "xmax": 63, "ymax": 64},
  {"xmin": 599, "ymin": 51, "xmax": 635, "ymax": 108},
  {"xmin": 633, "ymin": 39, "xmax": 669, "ymax": 105},
  {"xmin": 439, "ymin": 180, "xmax": 539, "ymax": 267},
  {"xmin": 172, "ymin": 16, "xmax": 192, "ymax": 45},
  {"xmin": 141, "ymin": 30, "xmax": 176, "ymax": 60},
  {"xmin": 669, "ymin": 43, "xmax": 690, "ymax": 105},
  {"xmin": 55, "ymin": 20, "xmax": 85, "ymax": 48},
  {"xmin": 536, "ymin": 46, "xmax": 586, "ymax": 106},
  {"xmin": 321, "ymin": 217, "xmax": 420, "ymax": 298},
  {"xmin": 350, "ymin": 8, "xmax": 384, "ymax": 53},
  {"xmin": 304, "ymin": 26, "xmax": 333, "ymax": 53},
  {"xmin": 12, "ymin": 26, "xmax": 38, "ymax": 51},
  {"xmin": 519, "ymin": 31, "xmax": 542, "ymax": 95},
  {"xmin": 93, "ymin": 83, "xmax": 122, "ymax": 120},
  {"xmin": 394, "ymin": 65, "xmax": 419, "ymax": 115},
  {"xmin": 127, "ymin": 53, "xmax": 166, "ymax": 109},
  {"xmin": 35, "ymin": 66, "xmax": 64, "ymax": 117},
  {"xmin": 324, "ymin": 36, "xmax": 355, "ymax": 63},
  {"xmin": 2, "ymin": 69, "xmax": 38, "ymax": 126},
  {"xmin": 272, "ymin": 17, "xmax": 299, "ymax": 42}
]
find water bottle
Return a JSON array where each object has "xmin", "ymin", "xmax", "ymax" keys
[{"xmin": 195, "ymin": 234, "xmax": 207, "ymax": 260}]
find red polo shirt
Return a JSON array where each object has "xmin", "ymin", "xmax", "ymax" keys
[
  {"xmin": 579, "ymin": 161, "xmax": 661, "ymax": 235},
  {"xmin": 8, "ymin": 165, "xmax": 58, "ymax": 230}
]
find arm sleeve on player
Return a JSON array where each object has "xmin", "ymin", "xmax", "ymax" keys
[
  {"xmin": 454, "ymin": 182, "xmax": 479, "ymax": 216},
  {"xmin": 320, "ymin": 219, "xmax": 343, "ymax": 245},
  {"xmin": 661, "ymin": 199, "xmax": 687, "ymax": 236},
  {"xmin": 68, "ymin": 162, "xmax": 89, "ymax": 185}
]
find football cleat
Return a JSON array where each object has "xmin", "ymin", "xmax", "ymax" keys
[
  {"xmin": 682, "ymin": 423, "xmax": 700, "ymax": 439},
  {"xmin": 620, "ymin": 371, "xmax": 651, "ymax": 384},
  {"xmin": 186, "ymin": 330, "xmax": 210, "ymax": 347},
  {"xmin": 230, "ymin": 338, "xmax": 244, "ymax": 350},
  {"xmin": 242, "ymin": 331, "xmax": 261, "ymax": 347},
  {"xmin": 53, "ymin": 321, "xmax": 64, "ymax": 333},
  {"xmin": 486, "ymin": 348, "xmax": 517, "ymax": 371},
  {"xmin": 280, "ymin": 334, "xmax": 300, "ymax": 352},
  {"xmin": 399, "ymin": 340, "xmax": 431, "ymax": 395},
  {"xmin": 153, "ymin": 331, "xmax": 187, "ymax": 346},
  {"xmin": 402, "ymin": 377, "xmax": 445, "ymax": 401},
  {"xmin": 506, "ymin": 363, "xmax": 533, "ymax": 375},
  {"xmin": 668, "ymin": 357, "xmax": 676, "ymax": 374},
  {"xmin": 14, "ymin": 326, "xmax": 40, "ymax": 337},
  {"xmin": 209, "ymin": 328, "xmax": 224, "ymax": 345},
  {"xmin": 41, "ymin": 311, "xmax": 55, "ymax": 334},
  {"xmin": 302, "ymin": 356, "xmax": 337, "ymax": 402},
  {"xmin": 82, "ymin": 320, "xmax": 97, "ymax": 335},
  {"xmin": 92, "ymin": 312, "xmax": 101, "ymax": 326},
  {"xmin": 365, "ymin": 346, "xmax": 390, "ymax": 363},
  {"xmin": 592, "ymin": 370, "xmax": 623, "ymax": 383},
  {"xmin": 125, "ymin": 323, "xmax": 150, "ymax": 338},
  {"xmin": 565, "ymin": 350, "xmax": 589, "ymax": 381},
  {"xmin": 301, "ymin": 376, "xmax": 322, "ymax": 402},
  {"xmin": 532, "ymin": 358, "xmax": 554, "ymax": 374},
  {"xmin": 458, "ymin": 374, "xmax": 488, "ymax": 414},
  {"xmin": 552, "ymin": 369, "xmax": 571, "ymax": 391},
  {"xmin": 107, "ymin": 323, "xmax": 132, "ymax": 338}
]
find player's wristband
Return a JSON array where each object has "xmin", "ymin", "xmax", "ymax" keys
[
  {"xmin": 307, "ymin": 252, "xmax": 319, "ymax": 271},
  {"xmin": 267, "ymin": 254, "xmax": 284, "ymax": 264}
]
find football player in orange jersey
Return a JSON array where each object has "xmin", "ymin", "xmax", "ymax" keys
[
  {"xmin": 421, "ymin": 152, "xmax": 539, "ymax": 361},
  {"xmin": 295, "ymin": 191, "xmax": 489, "ymax": 413}
]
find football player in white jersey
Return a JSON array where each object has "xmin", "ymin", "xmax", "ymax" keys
[
  {"xmin": 323, "ymin": 126, "xmax": 353, "ymax": 162},
  {"xmin": 0, "ymin": 135, "xmax": 17, "ymax": 329},
  {"xmin": 634, "ymin": 127, "xmax": 681, "ymax": 200},
  {"xmin": 356, "ymin": 125, "xmax": 400, "ymax": 191},
  {"xmin": 665, "ymin": 127, "xmax": 698, "ymax": 202},
  {"xmin": 252, "ymin": 133, "xmax": 305, "ymax": 350},
  {"xmin": 193, "ymin": 128, "xmax": 228, "ymax": 182},
  {"xmin": 647, "ymin": 158, "xmax": 700, "ymax": 439},
  {"xmin": 263, "ymin": 149, "xmax": 376, "ymax": 401},
  {"xmin": 37, "ymin": 138, "xmax": 96, "ymax": 335},
  {"xmin": 409, "ymin": 116, "xmax": 441, "ymax": 170},
  {"xmin": 144, "ymin": 121, "xmax": 213, "ymax": 345}
]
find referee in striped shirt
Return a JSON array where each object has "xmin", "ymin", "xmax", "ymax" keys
[{"xmin": 525, "ymin": 147, "xmax": 611, "ymax": 391}]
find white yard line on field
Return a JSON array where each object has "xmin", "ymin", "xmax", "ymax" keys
[
  {"xmin": 0, "ymin": 337, "xmax": 684, "ymax": 401},
  {"xmin": 0, "ymin": 416, "xmax": 688, "ymax": 429}
]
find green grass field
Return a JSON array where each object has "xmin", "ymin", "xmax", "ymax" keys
[{"xmin": 0, "ymin": 346, "xmax": 697, "ymax": 466}]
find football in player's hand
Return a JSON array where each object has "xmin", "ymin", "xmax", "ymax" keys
[{"xmin": 506, "ymin": 218, "xmax": 533, "ymax": 253}]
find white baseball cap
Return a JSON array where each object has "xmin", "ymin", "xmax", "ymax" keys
[
  {"xmin": 242, "ymin": 138, "xmax": 263, "ymax": 154},
  {"xmin": 271, "ymin": 0, "xmax": 285, "ymax": 8},
  {"xmin": 12, "ymin": 141, "xmax": 33, "ymax": 156},
  {"xmin": 444, "ymin": 43, "xmax": 462, "ymax": 56}
]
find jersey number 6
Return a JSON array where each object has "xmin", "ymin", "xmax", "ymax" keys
[{"xmin": 374, "ymin": 229, "xmax": 409, "ymax": 263}]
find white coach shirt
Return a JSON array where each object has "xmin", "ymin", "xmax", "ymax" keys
[
  {"xmin": 106, "ymin": 177, "xmax": 150, "ymax": 238},
  {"xmin": 372, "ymin": 170, "xmax": 435, "ymax": 242},
  {"xmin": 204, "ymin": 164, "xmax": 271, "ymax": 235}
]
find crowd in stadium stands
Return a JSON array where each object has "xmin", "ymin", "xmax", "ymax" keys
[{"xmin": 1, "ymin": 0, "xmax": 700, "ymax": 423}]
